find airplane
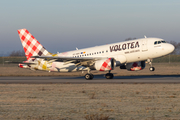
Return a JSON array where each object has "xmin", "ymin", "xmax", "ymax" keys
[{"xmin": 17, "ymin": 29, "xmax": 174, "ymax": 80}]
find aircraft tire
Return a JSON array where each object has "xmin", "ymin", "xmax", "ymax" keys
[
  {"xmin": 149, "ymin": 67, "xmax": 155, "ymax": 71},
  {"xmin": 90, "ymin": 74, "xmax": 94, "ymax": 79},
  {"xmin": 105, "ymin": 73, "xmax": 114, "ymax": 79},
  {"xmin": 85, "ymin": 73, "xmax": 93, "ymax": 80}
]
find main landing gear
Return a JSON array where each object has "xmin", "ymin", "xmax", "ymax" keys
[
  {"xmin": 147, "ymin": 59, "xmax": 155, "ymax": 71},
  {"xmin": 105, "ymin": 71, "xmax": 114, "ymax": 79},
  {"xmin": 85, "ymin": 73, "xmax": 94, "ymax": 80},
  {"xmin": 84, "ymin": 68, "xmax": 94, "ymax": 80},
  {"xmin": 84, "ymin": 70, "xmax": 114, "ymax": 80}
]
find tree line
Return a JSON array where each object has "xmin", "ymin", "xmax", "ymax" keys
[
  {"xmin": 9, "ymin": 50, "xmax": 25, "ymax": 56},
  {"xmin": 170, "ymin": 41, "xmax": 180, "ymax": 55}
]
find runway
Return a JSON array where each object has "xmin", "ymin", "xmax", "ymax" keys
[{"xmin": 0, "ymin": 75, "xmax": 180, "ymax": 84}]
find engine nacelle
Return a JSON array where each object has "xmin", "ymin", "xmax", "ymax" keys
[
  {"xmin": 94, "ymin": 58, "xmax": 116, "ymax": 71},
  {"xmin": 120, "ymin": 61, "xmax": 146, "ymax": 71}
]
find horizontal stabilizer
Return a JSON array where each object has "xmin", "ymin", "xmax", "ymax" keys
[{"xmin": 5, "ymin": 61, "xmax": 37, "ymax": 65}]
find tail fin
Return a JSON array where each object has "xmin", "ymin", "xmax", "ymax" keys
[{"xmin": 17, "ymin": 29, "xmax": 51, "ymax": 60}]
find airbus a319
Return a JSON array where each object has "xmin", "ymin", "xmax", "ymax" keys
[{"xmin": 17, "ymin": 29, "xmax": 175, "ymax": 80}]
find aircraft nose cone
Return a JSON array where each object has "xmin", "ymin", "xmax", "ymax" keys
[{"xmin": 168, "ymin": 44, "xmax": 175, "ymax": 53}]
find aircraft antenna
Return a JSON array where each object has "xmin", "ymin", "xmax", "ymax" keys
[{"xmin": 76, "ymin": 47, "xmax": 78, "ymax": 50}]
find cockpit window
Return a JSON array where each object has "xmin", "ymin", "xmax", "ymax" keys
[
  {"xmin": 161, "ymin": 41, "xmax": 166, "ymax": 43},
  {"xmin": 158, "ymin": 41, "xmax": 161, "ymax": 44},
  {"xmin": 154, "ymin": 40, "xmax": 166, "ymax": 45},
  {"xmin": 154, "ymin": 41, "xmax": 157, "ymax": 45}
]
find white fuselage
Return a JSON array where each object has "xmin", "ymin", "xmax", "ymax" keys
[{"xmin": 56, "ymin": 38, "xmax": 174, "ymax": 65}]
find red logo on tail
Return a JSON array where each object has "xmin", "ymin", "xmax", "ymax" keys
[{"xmin": 18, "ymin": 29, "xmax": 49, "ymax": 60}]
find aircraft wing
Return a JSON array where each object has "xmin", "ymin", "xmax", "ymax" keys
[{"xmin": 31, "ymin": 56, "xmax": 107, "ymax": 66}]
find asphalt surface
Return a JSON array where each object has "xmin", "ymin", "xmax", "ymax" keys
[{"xmin": 0, "ymin": 75, "xmax": 180, "ymax": 84}]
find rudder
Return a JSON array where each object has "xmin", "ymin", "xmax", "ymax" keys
[{"xmin": 17, "ymin": 29, "xmax": 50, "ymax": 60}]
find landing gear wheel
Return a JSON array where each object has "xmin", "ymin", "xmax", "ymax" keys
[
  {"xmin": 147, "ymin": 59, "xmax": 155, "ymax": 72},
  {"xmin": 85, "ymin": 73, "xmax": 94, "ymax": 80},
  {"xmin": 90, "ymin": 74, "xmax": 94, "ymax": 79},
  {"xmin": 149, "ymin": 67, "xmax": 155, "ymax": 71},
  {"xmin": 105, "ymin": 73, "xmax": 114, "ymax": 79}
]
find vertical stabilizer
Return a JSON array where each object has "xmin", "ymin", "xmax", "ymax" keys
[{"xmin": 17, "ymin": 29, "xmax": 50, "ymax": 60}]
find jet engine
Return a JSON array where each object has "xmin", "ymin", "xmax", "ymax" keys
[
  {"xmin": 93, "ymin": 58, "xmax": 116, "ymax": 71},
  {"xmin": 120, "ymin": 61, "xmax": 146, "ymax": 71}
]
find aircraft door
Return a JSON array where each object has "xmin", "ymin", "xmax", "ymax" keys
[{"xmin": 142, "ymin": 39, "xmax": 148, "ymax": 52}]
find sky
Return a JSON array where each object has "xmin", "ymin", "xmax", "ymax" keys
[{"xmin": 0, "ymin": 0, "xmax": 180, "ymax": 55}]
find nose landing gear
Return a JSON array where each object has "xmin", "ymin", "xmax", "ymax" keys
[
  {"xmin": 147, "ymin": 59, "xmax": 155, "ymax": 71},
  {"xmin": 149, "ymin": 66, "xmax": 155, "ymax": 71},
  {"xmin": 84, "ymin": 68, "xmax": 94, "ymax": 80}
]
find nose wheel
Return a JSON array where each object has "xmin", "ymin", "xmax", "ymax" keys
[
  {"xmin": 149, "ymin": 67, "xmax": 155, "ymax": 71},
  {"xmin": 147, "ymin": 59, "xmax": 155, "ymax": 71}
]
